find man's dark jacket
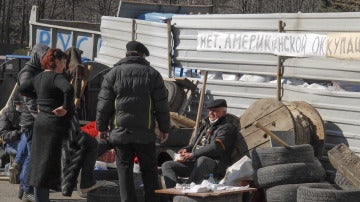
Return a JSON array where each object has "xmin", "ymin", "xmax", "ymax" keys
[
  {"xmin": 96, "ymin": 56, "xmax": 170, "ymax": 144},
  {"xmin": 17, "ymin": 44, "xmax": 49, "ymax": 128},
  {"xmin": 183, "ymin": 114, "xmax": 238, "ymax": 174},
  {"xmin": 0, "ymin": 102, "xmax": 21, "ymax": 144}
]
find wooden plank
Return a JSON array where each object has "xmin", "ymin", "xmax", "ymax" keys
[
  {"xmin": 155, "ymin": 187, "xmax": 257, "ymax": 197},
  {"xmin": 287, "ymin": 101, "xmax": 325, "ymax": 157},
  {"xmin": 328, "ymin": 143, "xmax": 360, "ymax": 188},
  {"xmin": 0, "ymin": 176, "xmax": 9, "ymax": 181}
]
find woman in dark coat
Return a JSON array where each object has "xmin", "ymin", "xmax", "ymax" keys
[{"xmin": 19, "ymin": 48, "xmax": 73, "ymax": 202}]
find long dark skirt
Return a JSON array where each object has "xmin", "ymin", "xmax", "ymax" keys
[{"xmin": 27, "ymin": 111, "xmax": 68, "ymax": 190}]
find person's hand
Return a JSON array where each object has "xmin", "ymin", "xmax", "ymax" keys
[
  {"xmin": 178, "ymin": 148, "xmax": 187, "ymax": 155},
  {"xmin": 182, "ymin": 152, "xmax": 193, "ymax": 161},
  {"xmin": 175, "ymin": 149, "xmax": 187, "ymax": 162},
  {"xmin": 98, "ymin": 131, "xmax": 107, "ymax": 143},
  {"xmin": 52, "ymin": 106, "xmax": 68, "ymax": 117},
  {"xmin": 159, "ymin": 132, "xmax": 168, "ymax": 143}
]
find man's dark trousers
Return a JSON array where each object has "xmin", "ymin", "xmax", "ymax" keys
[
  {"xmin": 162, "ymin": 156, "xmax": 217, "ymax": 188},
  {"xmin": 115, "ymin": 142, "xmax": 158, "ymax": 202}
]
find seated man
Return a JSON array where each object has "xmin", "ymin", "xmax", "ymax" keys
[
  {"xmin": 0, "ymin": 93, "xmax": 23, "ymax": 184},
  {"xmin": 161, "ymin": 99, "xmax": 238, "ymax": 188}
]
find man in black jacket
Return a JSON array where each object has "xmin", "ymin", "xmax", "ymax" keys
[
  {"xmin": 96, "ymin": 41, "xmax": 170, "ymax": 202},
  {"xmin": 161, "ymin": 99, "xmax": 238, "ymax": 188}
]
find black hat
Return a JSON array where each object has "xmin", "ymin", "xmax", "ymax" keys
[
  {"xmin": 126, "ymin": 41, "xmax": 150, "ymax": 56},
  {"xmin": 206, "ymin": 99, "xmax": 227, "ymax": 109}
]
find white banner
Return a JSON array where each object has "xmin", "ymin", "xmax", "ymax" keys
[
  {"xmin": 197, "ymin": 32, "xmax": 327, "ymax": 57},
  {"xmin": 327, "ymin": 33, "xmax": 360, "ymax": 60}
]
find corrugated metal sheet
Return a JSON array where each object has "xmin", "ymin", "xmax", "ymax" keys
[
  {"xmin": 95, "ymin": 13, "xmax": 360, "ymax": 161},
  {"xmin": 30, "ymin": 5, "xmax": 360, "ymax": 170},
  {"xmin": 172, "ymin": 13, "xmax": 360, "ymax": 81},
  {"xmin": 94, "ymin": 16, "xmax": 133, "ymax": 67},
  {"xmin": 95, "ymin": 16, "xmax": 171, "ymax": 76},
  {"xmin": 185, "ymin": 79, "xmax": 277, "ymax": 118},
  {"xmin": 117, "ymin": 0, "xmax": 213, "ymax": 18},
  {"xmin": 171, "ymin": 13, "xmax": 360, "ymax": 170}
]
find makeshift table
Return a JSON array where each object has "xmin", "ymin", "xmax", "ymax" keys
[{"xmin": 155, "ymin": 187, "xmax": 257, "ymax": 202}]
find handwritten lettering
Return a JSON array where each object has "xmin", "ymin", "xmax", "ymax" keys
[
  {"xmin": 327, "ymin": 33, "xmax": 360, "ymax": 59},
  {"xmin": 197, "ymin": 32, "xmax": 326, "ymax": 57}
]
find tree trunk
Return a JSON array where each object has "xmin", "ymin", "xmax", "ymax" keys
[
  {"xmin": 5, "ymin": 0, "xmax": 15, "ymax": 43},
  {"xmin": 37, "ymin": 0, "xmax": 46, "ymax": 19},
  {"xmin": 20, "ymin": 0, "xmax": 28, "ymax": 44},
  {"xmin": 0, "ymin": 0, "xmax": 5, "ymax": 43},
  {"xmin": 72, "ymin": 1, "xmax": 74, "ymax": 20},
  {"xmin": 49, "ymin": 0, "xmax": 58, "ymax": 19}
]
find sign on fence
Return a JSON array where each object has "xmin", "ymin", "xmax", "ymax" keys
[
  {"xmin": 197, "ymin": 31, "xmax": 360, "ymax": 60},
  {"xmin": 197, "ymin": 32, "xmax": 327, "ymax": 57},
  {"xmin": 327, "ymin": 33, "xmax": 360, "ymax": 60}
]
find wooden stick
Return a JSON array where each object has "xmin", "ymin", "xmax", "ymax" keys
[
  {"xmin": 74, "ymin": 65, "xmax": 92, "ymax": 108},
  {"xmin": 255, "ymin": 121, "xmax": 290, "ymax": 147},
  {"xmin": 0, "ymin": 84, "xmax": 18, "ymax": 116},
  {"xmin": 191, "ymin": 71, "xmax": 208, "ymax": 144}
]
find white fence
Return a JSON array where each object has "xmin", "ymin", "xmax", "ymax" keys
[{"xmin": 29, "ymin": 5, "xmax": 360, "ymax": 168}]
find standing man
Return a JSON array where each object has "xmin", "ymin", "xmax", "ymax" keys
[
  {"xmin": 161, "ymin": 99, "xmax": 238, "ymax": 188},
  {"xmin": 17, "ymin": 43, "xmax": 49, "ymax": 201},
  {"xmin": 96, "ymin": 41, "xmax": 170, "ymax": 202}
]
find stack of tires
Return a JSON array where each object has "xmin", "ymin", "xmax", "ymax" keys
[
  {"xmin": 252, "ymin": 144, "xmax": 328, "ymax": 201},
  {"xmin": 87, "ymin": 172, "xmax": 144, "ymax": 202}
]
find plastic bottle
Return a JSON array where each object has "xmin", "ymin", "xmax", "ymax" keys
[
  {"xmin": 208, "ymin": 173, "xmax": 216, "ymax": 184},
  {"xmin": 4, "ymin": 163, "xmax": 10, "ymax": 176}
]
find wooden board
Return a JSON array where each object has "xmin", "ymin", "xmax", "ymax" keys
[
  {"xmin": 289, "ymin": 101, "xmax": 325, "ymax": 157},
  {"xmin": 284, "ymin": 101, "xmax": 311, "ymax": 145},
  {"xmin": 0, "ymin": 176, "xmax": 9, "ymax": 181},
  {"xmin": 155, "ymin": 187, "xmax": 257, "ymax": 197},
  {"xmin": 328, "ymin": 143, "xmax": 360, "ymax": 188},
  {"xmin": 239, "ymin": 98, "xmax": 296, "ymax": 157}
]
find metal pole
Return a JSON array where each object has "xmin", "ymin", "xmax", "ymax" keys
[
  {"xmin": 167, "ymin": 19, "xmax": 172, "ymax": 78},
  {"xmin": 277, "ymin": 20, "xmax": 285, "ymax": 101}
]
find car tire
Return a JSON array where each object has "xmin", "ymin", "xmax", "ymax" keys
[
  {"xmin": 253, "ymin": 159, "xmax": 326, "ymax": 188},
  {"xmin": 251, "ymin": 144, "xmax": 315, "ymax": 169}
]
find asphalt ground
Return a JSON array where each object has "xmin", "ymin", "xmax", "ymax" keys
[{"xmin": 0, "ymin": 172, "xmax": 86, "ymax": 202}]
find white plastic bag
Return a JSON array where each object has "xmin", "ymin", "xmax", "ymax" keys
[{"xmin": 219, "ymin": 155, "xmax": 253, "ymax": 186}]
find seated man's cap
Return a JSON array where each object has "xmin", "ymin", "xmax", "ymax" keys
[
  {"xmin": 126, "ymin": 41, "xmax": 150, "ymax": 56},
  {"xmin": 206, "ymin": 99, "xmax": 227, "ymax": 109}
]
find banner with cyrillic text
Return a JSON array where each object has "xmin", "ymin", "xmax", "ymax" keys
[
  {"xmin": 327, "ymin": 33, "xmax": 360, "ymax": 60},
  {"xmin": 197, "ymin": 32, "xmax": 327, "ymax": 57}
]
